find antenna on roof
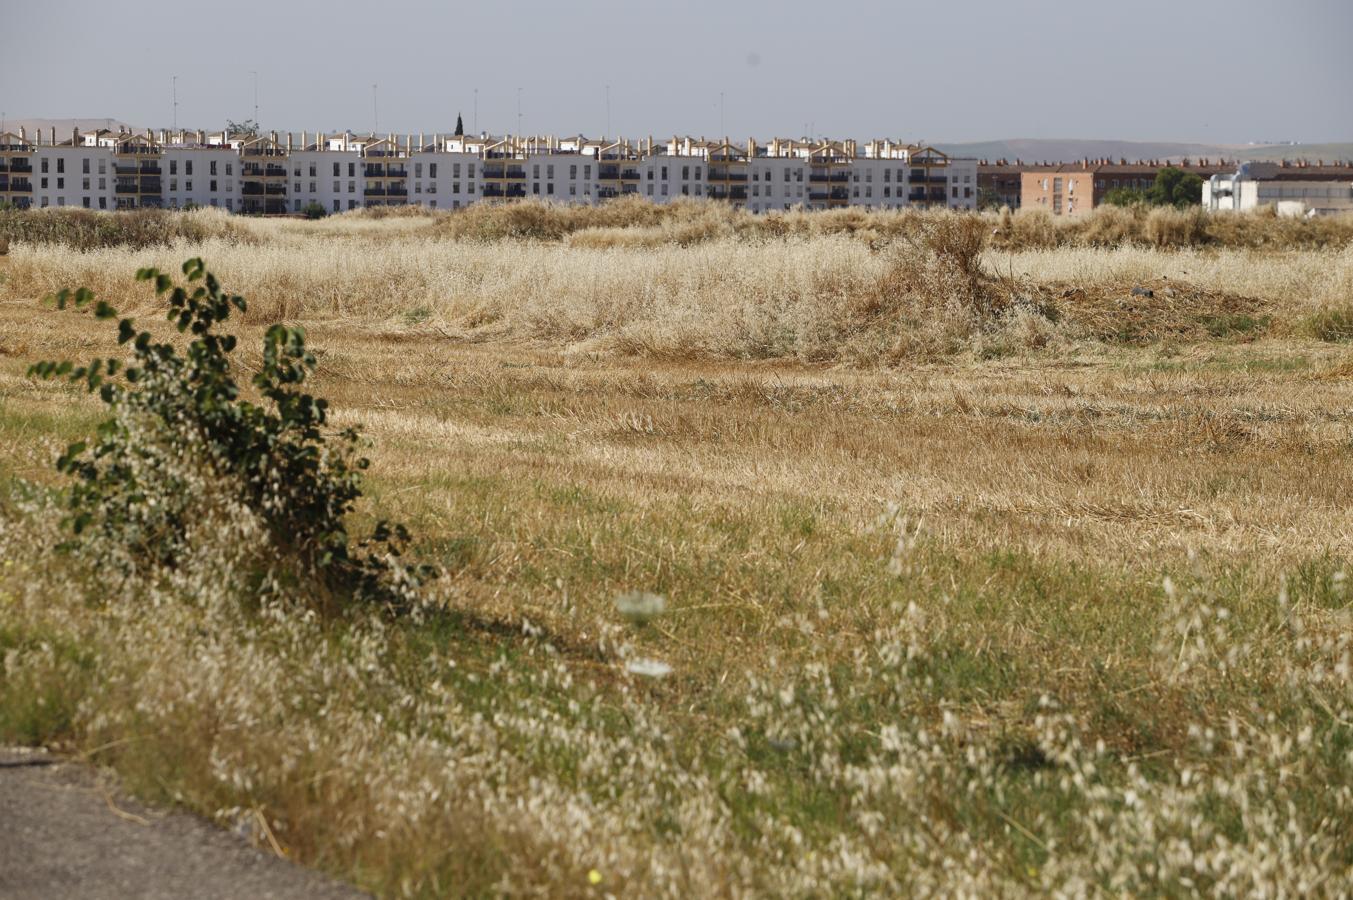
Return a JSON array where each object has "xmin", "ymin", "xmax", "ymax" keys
[
  {"xmin": 172, "ymin": 75, "xmax": 178, "ymax": 133},
  {"xmin": 251, "ymin": 70, "xmax": 259, "ymax": 127}
]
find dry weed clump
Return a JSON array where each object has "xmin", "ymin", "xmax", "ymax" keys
[
  {"xmin": 0, "ymin": 206, "xmax": 255, "ymax": 251},
  {"xmin": 992, "ymin": 204, "xmax": 1353, "ymax": 251}
]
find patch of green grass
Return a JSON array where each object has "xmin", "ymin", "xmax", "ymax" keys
[{"xmin": 1304, "ymin": 304, "xmax": 1353, "ymax": 342}]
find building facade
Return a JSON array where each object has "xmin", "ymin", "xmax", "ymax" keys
[
  {"xmin": 1205, "ymin": 161, "xmax": 1353, "ymax": 217},
  {"xmin": 1020, "ymin": 160, "xmax": 1234, "ymax": 215},
  {"xmin": 0, "ymin": 126, "xmax": 978, "ymax": 215}
]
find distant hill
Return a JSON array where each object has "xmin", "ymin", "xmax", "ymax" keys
[
  {"xmin": 934, "ymin": 138, "xmax": 1353, "ymax": 165},
  {"xmin": 2, "ymin": 117, "xmax": 139, "ymax": 139}
]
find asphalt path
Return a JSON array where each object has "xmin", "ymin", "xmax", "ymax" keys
[{"xmin": 0, "ymin": 747, "xmax": 368, "ymax": 900}]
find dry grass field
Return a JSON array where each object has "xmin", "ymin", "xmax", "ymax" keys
[{"xmin": 1, "ymin": 204, "xmax": 1352, "ymax": 896}]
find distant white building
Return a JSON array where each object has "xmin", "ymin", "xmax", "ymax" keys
[
  {"xmin": 1205, "ymin": 162, "xmax": 1353, "ymax": 217},
  {"xmin": 1, "ymin": 125, "xmax": 979, "ymax": 215}
]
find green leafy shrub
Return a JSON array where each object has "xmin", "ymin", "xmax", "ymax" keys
[
  {"xmin": 302, "ymin": 201, "xmax": 328, "ymax": 220},
  {"xmin": 28, "ymin": 257, "xmax": 432, "ymax": 611}
]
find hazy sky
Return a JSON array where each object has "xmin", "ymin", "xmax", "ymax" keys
[{"xmin": 2, "ymin": 0, "xmax": 1350, "ymax": 144}]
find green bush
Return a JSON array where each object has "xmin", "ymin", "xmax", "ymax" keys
[{"xmin": 28, "ymin": 258, "xmax": 433, "ymax": 611}]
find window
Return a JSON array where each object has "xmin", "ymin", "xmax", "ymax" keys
[
  {"xmin": 210, "ymin": 179, "xmax": 217, "ymax": 192},
  {"xmin": 310, "ymin": 164, "xmax": 316, "ymax": 177},
  {"xmin": 210, "ymin": 160, "xmax": 217, "ymax": 175},
  {"xmin": 333, "ymin": 162, "xmax": 340, "ymax": 176},
  {"xmin": 349, "ymin": 163, "xmax": 355, "ymax": 177},
  {"xmin": 98, "ymin": 159, "xmax": 106, "ymax": 174},
  {"xmin": 294, "ymin": 166, "xmax": 301, "ymax": 177},
  {"xmin": 349, "ymin": 181, "xmax": 355, "ymax": 193},
  {"xmin": 429, "ymin": 163, "xmax": 437, "ymax": 178},
  {"xmin": 532, "ymin": 183, "xmax": 539, "ymax": 194},
  {"xmin": 41, "ymin": 158, "xmax": 48, "ymax": 173},
  {"xmin": 82, "ymin": 158, "xmax": 90, "ymax": 174},
  {"xmin": 682, "ymin": 165, "xmax": 689, "ymax": 180},
  {"xmin": 83, "ymin": 177, "xmax": 90, "ymax": 190},
  {"xmin": 57, "ymin": 158, "xmax": 64, "ymax": 173},
  {"xmin": 570, "ymin": 164, "xmax": 577, "ymax": 179},
  {"xmin": 57, "ymin": 177, "xmax": 64, "ymax": 189},
  {"xmin": 661, "ymin": 166, "xmax": 668, "ymax": 180},
  {"xmin": 583, "ymin": 165, "xmax": 590, "ymax": 179},
  {"xmin": 170, "ymin": 179, "xmax": 178, "ymax": 191},
  {"xmin": 186, "ymin": 180, "xmax": 192, "ymax": 191},
  {"xmin": 99, "ymin": 197, "xmax": 107, "ymax": 209},
  {"xmin": 415, "ymin": 163, "xmax": 423, "ymax": 177},
  {"xmin": 226, "ymin": 163, "xmax": 232, "ymax": 176},
  {"xmin": 333, "ymin": 199, "xmax": 340, "ymax": 212},
  {"xmin": 468, "ymin": 164, "xmax": 474, "ymax": 178},
  {"xmin": 171, "ymin": 160, "xmax": 178, "ymax": 175},
  {"xmin": 570, "ymin": 184, "xmax": 576, "ymax": 196},
  {"xmin": 453, "ymin": 163, "xmax": 461, "ymax": 177},
  {"xmin": 310, "ymin": 182, "xmax": 316, "ymax": 192},
  {"xmin": 83, "ymin": 196, "xmax": 91, "ymax": 208},
  {"xmin": 532, "ymin": 164, "xmax": 539, "ymax": 178},
  {"xmin": 294, "ymin": 182, "xmax": 300, "ymax": 192},
  {"xmin": 546, "ymin": 182, "xmax": 553, "ymax": 194}
]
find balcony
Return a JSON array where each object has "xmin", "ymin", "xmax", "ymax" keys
[
  {"xmin": 139, "ymin": 178, "xmax": 163, "ymax": 193},
  {"xmin": 363, "ymin": 167, "xmax": 385, "ymax": 178},
  {"xmin": 242, "ymin": 184, "xmax": 265, "ymax": 195},
  {"xmin": 7, "ymin": 162, "xmax": 32, "ymax": 174},
  {"xmin": 708, "ymin": 170, "xmax": 748, "ymax": 182},
  {"xmin": 115, "ymin": 183, "xmax": 140, "ymax": 194},
  {"xmin": 386, "ymin": 168, "xmax": 408, "ymax": 179},
  {"xmin": 482, "ymin": 167, "xmax": 526, "ymax": 180},
  {"xmin": 139, "ymin": 165, "xmax": 162, "ymax": 176},
  {"xmin": 2, "ymin": 181, "xmax": 32, "ymax": 192},
  {"xmin": 364, "ymin": 186, "xmax": 387, "ymax": 196},
  {"xmin": 481, "ymin": 184, "xmax": 527, "ymax": 198},
  {"xmin": 115, "ymin": 165, "xmax": 141, "ymax": 176},
  {"xmin": 387, "ymin": 186, "xmax": 407, "ymax": 196}
]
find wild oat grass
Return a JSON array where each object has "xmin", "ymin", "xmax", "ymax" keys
[
  {"xmin": 1, "ymin": 216, "xmax": 1352, "ymax": 896},
  {"xmin": 6, "ymin": 212, "xmax": 1350, "ymax": 365}
]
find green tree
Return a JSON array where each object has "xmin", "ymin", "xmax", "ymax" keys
[
  {"xmin": 227, "ymin": 119, "xmax": 260, "ymax": 138},
  {"xmin": 1103, "ymin": 186, "xmax": 1149, "ymax": 207},
  {"xmin": 1147, "ymin": 167, "xmax": 1204, "ymax": 208}
]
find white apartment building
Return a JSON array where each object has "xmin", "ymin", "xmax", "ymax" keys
[
  {"xmin": 1205, "ymin": 161, "xmax": 1353, "ymax": 217},
  {"xmin": 0, "ymin": 125, "xmax": 978, "ymax": 215}
]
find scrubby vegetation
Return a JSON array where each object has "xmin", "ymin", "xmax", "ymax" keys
[
  {"xmin": 1, "ymin": 208, "xmax": 1352, "ymax": 896},
  {"xmin": 0, "ymin": 206, "xmax": 255, "ymax": 251}
]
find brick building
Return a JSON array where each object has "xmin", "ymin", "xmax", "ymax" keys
[{"xmin": 1020, "ymin": 159, "xmax": 1234, "ymax": 215}]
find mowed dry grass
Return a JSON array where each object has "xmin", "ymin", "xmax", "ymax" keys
[{"xmin": 5, "ymin": 290, "xmax": 1352, "ymax": 667}]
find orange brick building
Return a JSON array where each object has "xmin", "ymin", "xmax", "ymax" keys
[{"xmin": 1020, "ymin": 159, "xmax": 1234, "ymax": 215}]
